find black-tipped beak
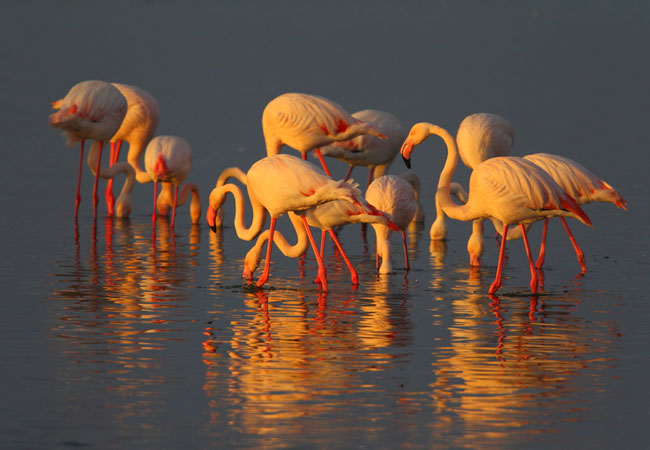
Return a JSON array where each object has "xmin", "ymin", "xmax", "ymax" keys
[
  {"xmin": 402, "ymin": 155, "xmax": 411, "ymax": 169},
  {"xmin": 209, "ymin": 224, "xmax": 217, "ymax": 233}
]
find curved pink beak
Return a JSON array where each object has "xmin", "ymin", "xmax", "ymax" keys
[
  {"xmin": 400, "ymin": 139, "xmax": 414, "ymax": 169},
  {"xmin": 206, "ymin": 205, "xmax": 217, "ymax": 232}
]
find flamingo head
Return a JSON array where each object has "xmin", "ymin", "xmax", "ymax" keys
[{"xmin": 401, "ymin": 123, "xmax": 432, "ymax": 168}]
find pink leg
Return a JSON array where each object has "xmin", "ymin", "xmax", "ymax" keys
[
  {"xmin": 74, "ymin": 140, "xmax": 85, "ymax": 217},
  {"xmin": 92, "ymin": 141, "xmax": 104, "ymax": 219},
  {"xmin": 535, "ymin": 218, "xmax": 549, "ymax": 269},
  {"xmin": 328, "ymin": 229, "xmax": 358, "ymax": 285},
  {"xmin": 300, "ymin": 216, "xmax": 328, "ymax": 291},
  {"xmin": 257, "ymin": 218, "xmax": 277, "ymax": 287},
  {"xmin": 314, "ymin": 230, "xmax": 328, "ymax": 284},
  {"xmin": 344, "ymin": 165, "xmax": 354, "ymax": 181},
  {"xmin": 520, "ymin": 224, "xmax": 539, "ymax": 293},
  {"xmin": 152, "ymin": 180, "xmax": 158, "ymax": 225},
  {"xmin": 401, "ymin": 229, "xmax": 410, "ymax": 270},
  {"xmin": 314, "ymin": 148, "xmax": 332, "ymax": 177},
  {"xmin": 560, "ymin": 217, "xmax": 587, "ymax": 274},
  {"xmin": 489, "ymin": 223, "xmax": 509, "ymax": 294},
  {"xmin": 105, "ymin": 141, "xmax": 122, "ymax": 216},
  {"xmin": 171, "ymin": 184, "xmax": 179, "ymax": 228}
]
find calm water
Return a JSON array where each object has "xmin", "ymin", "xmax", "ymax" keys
[{"xmin": 1, "ymin": 1, "xmax": 649, "ymax": 448}]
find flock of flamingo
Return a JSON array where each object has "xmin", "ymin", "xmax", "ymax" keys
[{"xmin": 49, "ymin": 80, "xmax": 627, "ymax": 295}]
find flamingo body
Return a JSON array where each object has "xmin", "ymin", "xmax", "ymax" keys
[
  {"xmin": 456, "ymin": 113, "xmax": 514, "ymax": 170},
  {"xmin": 145, "ymin": 136, "xmax": 199, "ymax": 226},
  {"xmin": 365, "ymin": 175, "xmax": 417, "ymax": 273},
  {"xmin": 50, "ymin": 80, "xmax": 127, "ymax": 144}
]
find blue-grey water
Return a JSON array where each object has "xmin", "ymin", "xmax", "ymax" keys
[{"xmin": 1, "ymin": 1, "xmax": 648, "ymax": 448}]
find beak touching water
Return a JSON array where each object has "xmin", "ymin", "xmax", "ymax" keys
[{"xmin": 206, "ymin": 205, "xmax": 217, "ymax": 233}]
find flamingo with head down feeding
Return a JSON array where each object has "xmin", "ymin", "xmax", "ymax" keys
[
  {"xmin": 104, "ymin": 84, "xmax": 160, "ymax": 215},
  {"xmin": 50, "ymin": 80, "xmax": 127, "ymax": 218},
  {"xmin": 144, "ymin": 136, "xmax": 201, "ymax": 228},
  {"xmin": 365, "ymin": 175, "xmax": 417, "ymax": 273},
  {"xmin": 319, "ymin": 109, "xmax": 405, "ymax": 188},
  {"xmin": 262, "ymin": 93, "xmax": 387, "ymax": 176},
  {"xmin": 401, "ymin": 122, "xmax": 592, "ymax": 294},
  {"xmin": 211, "ymin": 166, "xmax": 398, "ymax": 286},
  {"xmin": 206, "ymin": 154, "xmax": 389, "ymax": 291}
]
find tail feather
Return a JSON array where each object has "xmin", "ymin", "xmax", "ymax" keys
[{"xmin": 560, "ymin": 194, "xmax": 592, "ymax": 226}]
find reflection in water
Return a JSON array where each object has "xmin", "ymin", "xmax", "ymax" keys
[
  {"xmin": 202, "ymin": 282, "xmax": 414, "ymax": 440},
  {"xmin": 49, "ymin": 218, "xmax": 202, "ymax": 419},
  {"xmin": 429, "ymin": 266, "xmax": 621, "ymax": 446}
]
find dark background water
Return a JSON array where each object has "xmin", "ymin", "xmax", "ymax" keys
[{"xmin": 1, "ymin": 1, "xmax": 648, "ymax": 448}]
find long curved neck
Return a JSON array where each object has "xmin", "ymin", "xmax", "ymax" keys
[
  {"xmin": 211, "ymin": 183, "xmax": 267, "ymax": 241},
  {"xmin": 87, "ymin": 141, "xmax": 135, "ymax": 196},
  {"xmin": 249, "ymin": 211, "xmax": 308, "ymax": 263},
  {"xmin": 217, "ymin": 167, "xmax": 248, "ymax": 187},
  {"xmin": 423, "ymin": 124, "xmax": 475, "ymax": 222},
  {"xmin": 171, "ymin": 182, "xmax": 202, "ymax": 224},
  {"xmin": 126, "ymin": 136, "xmax": 154, "ymax": 183}
]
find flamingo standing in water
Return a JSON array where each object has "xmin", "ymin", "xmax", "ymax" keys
[
  {"xmin": 430, "ymin": 113, "xmax": 514, "ymax": 243},
  {"xmin": 401, "ymin": 122, "xmax": 592, "ymax": 294},
  {"xmin": 50, "ymin": 80, "xmax": 127, "ymax": 218},
  {"xmin": 365, "ymin": 175, "xmax": 417, "ymax": 273},
  {"xmin": 319, "ymin": 109, "xmax": 406, "ymax": 189},
  {"xmin": 104, "ymin": 84, "xmax": 160, "ymax": 215},
  {"xmin": 262, "ymin": 93, "xmax": 386, "ymax": 176},
  {"xmin": 144, "ymin": 136, "xmax": 201, "ymax": 228},
  {"xmin": 206, "ymin": 154, "xmax": 387, "ymax": 291},
  {"xmin": 211, "ymin": 166, "xmax": 397, "ymax": 285},
  {"xmin": 447, "ymin": 154, "xmax": 627, "ymax": 273}
]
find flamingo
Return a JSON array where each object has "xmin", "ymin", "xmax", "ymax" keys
[
  {"xmin": 401, "ymin": 122, "xmax": 592, "ymax": 294},
  {"xmin": 262, "ymin": 93, "xmax": 387, "ymax": 176},
  {"xmin": 365, "ymin": 175, "xmax": 417, "ymax": 273},
  {"xmin": 212, "ymin": 166, "xmax": 398, "ymax": 285},
  {"xmin": 430, "ymin": 113, "xmax": 514, "ymax": 242},
  {"xmin": 144, "ymin": 136, "xmax": 201, "ymax": 228},
  {"xmin": 448, "ymin": 154, "xmax": 627, "ymax": 273},
  {"xmin": 50, "ymin": 80, "xmax": 127, "ymax": 218},
  {"xmin": 104, "ymin": 84, "xmax": 160, "ymax": 215},
  {"xmin": 206, "ymin": 154, "xmax": 387, "ymax": 291},
  {"xmin": 319, "ymin": 109, "xmax": 405, "ymax": 188}
]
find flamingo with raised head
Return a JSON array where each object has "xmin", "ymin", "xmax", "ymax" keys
[
  {"xmin": 104, "ymin": 84, "xmax": 160, "ymax": 215},
  {"xmin": 144, "ymin": 136, "xmax": 201, "ymax": 228},
  {"xmin": 262, "ymin": 93, "xmax": 386, "ymax": 176},
  {"xmin": 319, "ymin": 109, "xmax": 405, "ymax": 188},
  {"xmin": 206, "ymin": 154, "xmax": 387, "ymax": 291},
  {"xmin": 401, "ymin": 122, "xmax": 592, "ymax": 294},
  {"xmin": 50, "ymin": 80, "xmax": 127, "ymax": 218},
  {"xmin": 365, "ymin": 175, "xmax": 417, "ymax": 273},
  {"xmin": 430, "ymin": 113, "xmax": 514, "ymax": 242}
]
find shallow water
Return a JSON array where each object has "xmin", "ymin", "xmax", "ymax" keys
[{"xmin": 1, "ymin": 1, "xmax": 649, "ymax": 448}]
